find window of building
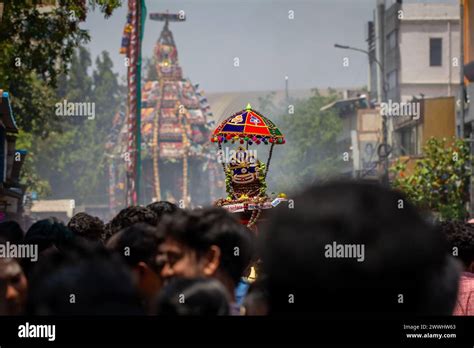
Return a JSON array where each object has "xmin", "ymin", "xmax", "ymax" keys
[
  {"xmin": 387, "ymin": 30, "xmax": 398, "ymax": 50},
  {"xmin": 399, "ymin": 125, "xmax": 421, "ymax": 156},
  {"xmin": 430, "ymin": 38, "xmax": 442, "ymax": 66},
  {"xmin": 387, "ymin": 70, "xmax": 398, "ymax": 91}
]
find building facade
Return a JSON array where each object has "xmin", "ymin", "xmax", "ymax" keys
[
  {"xmin": 391, "ymin": 96, "xmax": 456, "ymax": 175},
  {"xmin": 320, "ymin": 96, "xmax": 382, "ymax": 179},
  {"xmin": 368, "ymin": 0, "xmax": 461, "ymax": 104}
]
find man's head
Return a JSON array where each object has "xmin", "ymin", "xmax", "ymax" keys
[
  {"xmin": 146, "ymin": 201, "xmax": 179, "ymax": 223},
  {"xmin": 24, "ymin": 217, "xmax": 73, "ymax": 253},
  {"xmin": 26, "ymin": 248, "xmax": 143, "ymax": 315},
  {"xmin": 441, "ymin": 220, "xmax": 474, "ymax": 273},
  {"xmin": 22, "ymin": 218, "xmax": 75, "ymax": 277},
  {"xmin": 0, "ymin": 221, "xmax": 24, "ymax": 244},
  {"xmin": 158, "ymin": 208, "xmax": 254, "ymax": 297},
  {"xmin": 243, "ymin": 278, "xmax": 268, "ymax": 316},
  {"xmin": 106, "ymin": 223, "xmax": 164, "ymax": 308},
  {"xmin": 0, "ymin": 257, "xmax": 28, "ymax": 315},
  {"xmin": 105, "ymin": 206, "xmax": 158, "ymax": 240},
  {"xmin": 67, "ymin": 212, "xmax": 104, "ymax": 243},
  {"xmin": 154, "ymin": 277, "xmax": 230, "ymax": 316},
  {"xmin": 261, "ymin": 180, "xmax": 460, "ymax": 316}
]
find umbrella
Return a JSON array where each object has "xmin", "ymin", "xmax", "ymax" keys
[{"xmin": 211, "ymin": 104, "xmax": 285, "ymax": 145}]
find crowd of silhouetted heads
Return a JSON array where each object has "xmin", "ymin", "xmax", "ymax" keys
[{"xmin": 0, "ymin": 181, "xmax": 472, "ymax": 316}]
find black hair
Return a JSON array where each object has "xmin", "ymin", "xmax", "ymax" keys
[
  {"xmin": 108, "ymin": 223, "xmax": 164, "ymax": 271},
  {"xmin": 67, "ymin": 212, "xmax": 105, "ymax": 242},
  {"xmin": 106, "ymin": 206, "xmax": 158, "ymax": 238},
  {"xmin": 0, "ymin": 221, "xmax": 24, "ymax": 244},
  {"xmin": 260, "ymin": 180, "xmax": 459, "ymax": 316},
  {"xmin": 155, "ymin": 277, "xmax": 230, "ymax": 316},
  {"xmin": 146, "ymin": 201, "xmax": 179, "ymax": 221},
  {"xmin": 26, "ymin": 247, "xmax": 143, "ymax": 315},
  {"xmin": 243, "ymin": 277, "xmax": 269, "ymax": 316},
  {"xmin": 440, "ymin": 220, "xmax": 474, "ymax": 269},
  {"xmin": 24, "ymin": 217, "xmax": 74, "ymax": 253},
  {"xmin": 159, "ymin": 208, "xmax": 254, "ymax": 284},
  {"xmin": 22, "ymin": 218, "xmax": 76, "ymax": 277}
]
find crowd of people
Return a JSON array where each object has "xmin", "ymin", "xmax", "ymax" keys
[{"xmin": 0, "ymin": 181, "xmax": 472, "ymax": 316}]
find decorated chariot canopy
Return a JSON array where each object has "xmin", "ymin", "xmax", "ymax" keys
[
  {"xmin": 211, "ymin": 104, "xmax": 285, "ymax": 145},
  {"xmin": 212, "ymin": 104, "xmax": 287, "ymax": 228}
]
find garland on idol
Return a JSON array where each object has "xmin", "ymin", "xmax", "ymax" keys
[{"xmin": 211, "ymin": 104, "xmax": 288, "ymax": 229}]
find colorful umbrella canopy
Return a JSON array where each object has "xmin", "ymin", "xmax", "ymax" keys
[{"xmin": 211, "ymin": 104, "xmax": 285, "ymax": 145}]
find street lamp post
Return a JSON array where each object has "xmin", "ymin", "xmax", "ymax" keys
[{"xmin": 334, "ymin": 43, "xmax": 390, "ymax": 185}]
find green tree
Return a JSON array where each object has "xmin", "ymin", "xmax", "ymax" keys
[
  {"xmin": 23, "ymin": 47, "xmax": 123, "ymax": 204},
  {"xmin": 15, "ymin": 129, "xmax": 51, "ymax": 196},
  {"xmin": 1, "ymin": 0, "xmax": 121, "ymax": 198},
  {"xmin": 79, "ymin": 50, "xmax": 123, "ymax": 203},
  {"xmin": 257, "ymin": 91, "xmax": 277, "ymax": 116},
  {"xmin": 33, "ymin": 46, "xmax": 93, "ymax": 200},
  {"xmin": 93, "ymin": 51, "xmax": 122, "ymax": 127},
  {"xmin": 391, "ymin": 137, "xmax": 470, "ymax": 221},
  {"xmin": 0, "ymin": 0, "xmax": 121, "ymax": 135},
  {"xmin": 267, "ymin": 90, "xmax": 343, "ymax": 193}
]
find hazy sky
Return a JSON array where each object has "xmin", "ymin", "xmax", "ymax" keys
[{"xmin": 81, "ymin": 0, "xmax": 457, "ymax": 93}]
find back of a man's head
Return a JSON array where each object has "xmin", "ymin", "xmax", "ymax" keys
[
  {"xmin": 25, "ymin": 218, "xmax": 71, "ymax": 251},
  {"xmin": 107, "ymin": 206, "xmax": 158, "ymax": 238},
  {"xmin": 26, "ymin": 248, "xmax": 143, "ymax": 315},
  {"xmin": 440, "ymin": 220, "xmax": 474, "ymax": 271},
  {"xmin": 155, "ymin": 277, "xmax": 230, "ymax": 316},
  {"xmin": 67, "ymin": 212, "xmax": 104, "ymax": 243},
  {"xmin": 0, "ymin": 221, "xmax": 24, "ymax": 244},
  {"xmin": 22, "ymin": 218, "xmax": 75, "ymax": 277},
  {"xmin": 261, "ymin": 180, "xmax": 460, "ymax": 316},
  {"xmin": 146, "ymin": 201, "xmax": 179, "ymax": 222}
]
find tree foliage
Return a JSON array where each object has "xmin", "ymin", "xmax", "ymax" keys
[
  {"xmin": 257, "ymin": 91, "xmax": 277, "ymax": 116},
  {"xmin": 267, "ymin": 90, "xmax": 343, "ymax": 193},
  {"xmin": 1, "ymin": 1, "xmax": 122, "ymax": 201},
  {"xmin": 34, "ymin": 48, "xmax": 122, "ymax": 204},
  {"xmin": 391, "ymin": 137, "xmax": 470, "ymax": 221},
  {"xmin": 0, "ymin": 0, "xmax": 121, "ymax": 135},
  {"xmin": 15, "ymin": 129, "xmax": 52, "ymax": 197}
]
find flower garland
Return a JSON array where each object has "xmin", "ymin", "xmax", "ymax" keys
[{"xmin": 246, "ymin": 209, "xmax": 262, "ymax": 228}]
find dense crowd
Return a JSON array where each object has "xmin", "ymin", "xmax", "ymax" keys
[{"xmin": 0, "ymin": 181, "xmax": 473, "ymax": 316}]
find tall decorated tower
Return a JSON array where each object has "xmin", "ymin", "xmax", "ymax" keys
[{"xmin": 110, "ymin": 11, "xmax": 222, "ymax": 210}]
